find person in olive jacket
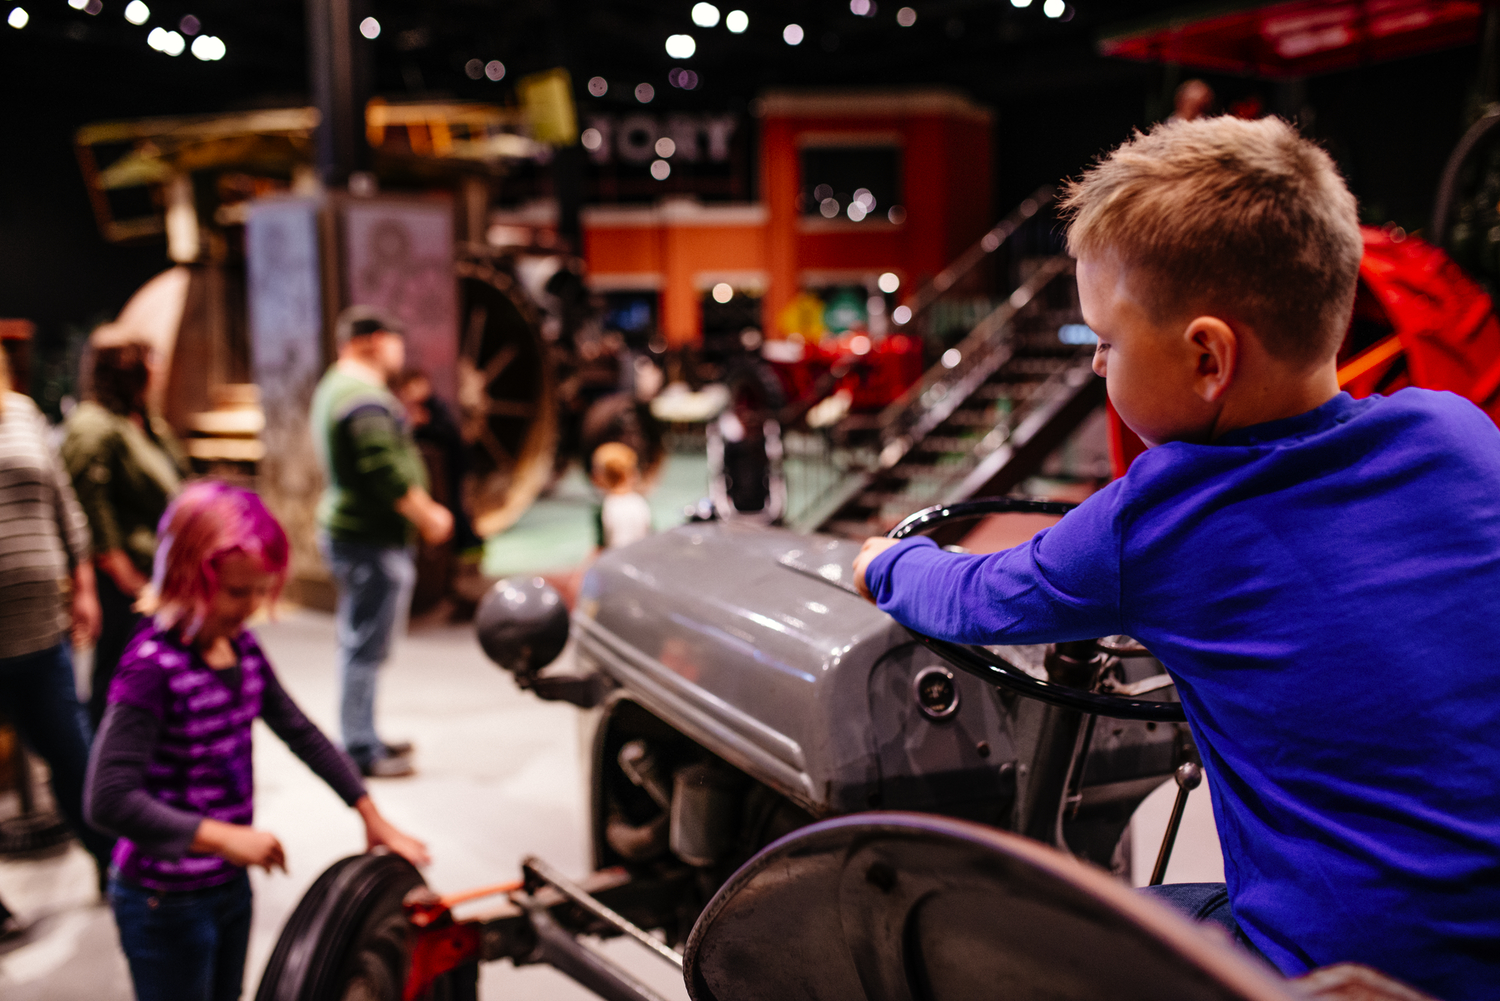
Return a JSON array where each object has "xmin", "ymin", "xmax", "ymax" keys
[{"xmin": 62, "ymin": 341, "xmax": 189, "ymax": 729}]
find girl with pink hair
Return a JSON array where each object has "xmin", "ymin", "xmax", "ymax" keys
[{"xmin": 85, "ymin": 481, "xmax": 427, "ymax": 1001}]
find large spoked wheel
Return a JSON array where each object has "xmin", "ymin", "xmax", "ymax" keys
[
  {"xmin": 455, "ymin": 260, "xmax": 558, "ymax": 539},
  {"xmin": 255, "ymin": 853, "xmax": 476, "ymax": 1001},
  {"xmin": 888, "ymin": 498, "xmax": 1187, "ymax": 723}
]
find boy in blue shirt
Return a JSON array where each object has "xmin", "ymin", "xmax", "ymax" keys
[{"xmin": 854, "ymin": 115, "xmax": 1500, "ymax": 1000}]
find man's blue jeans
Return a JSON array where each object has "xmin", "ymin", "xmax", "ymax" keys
[
  {"xmin": 0, "ymin": 642, "xmax": 116, "ymax": 869},
  {"xmin": 320, "ymin": 535, "xmax": 415, "ymax": 765},
  {"xmin": 109, "ymin": 872, "xmax": 252, "ymax": 1001}
]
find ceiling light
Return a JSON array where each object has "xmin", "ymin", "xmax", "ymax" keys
[
  {"xmin": 7, "ymin": 6, "xmax": 26, "ymax": 27},
  {"xmin": 665, "ymin": 33, "xmax": 696, "ymax": 58},
  {"xmin": 1042, "ymin": 0, "xmax": 1064, "ymax": 16},
  {"xmin": 725, "ymin": 9, "xmax": 747, "ymax": 32},
  {"xmin": 691, "ymin": 2, "xmax": 719, "ymax": 28},
  {"xmin": 782, "ymin": 23, "xmax": 803, "ymax": 44},
  {"xmin": 191, "ymin": 33, "xmax": 223, "ymax": 59},
  {"xmin": 896, "ymin": 7, "xmax": 917, "ymax": 26},
  {"xmin": 123, "ymin": 0, "xmax": 147, "ymax": 24},
  {"xmin": 359, "ymin": 16, "xmax": 379, "ymax": 39}
]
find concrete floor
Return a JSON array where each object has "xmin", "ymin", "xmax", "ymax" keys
[{"xmin": 0, "ymin": 607, "xmax": 1221, "ymax": 1000}]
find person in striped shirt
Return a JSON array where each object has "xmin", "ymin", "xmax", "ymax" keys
[
  {"xmin": 85, "ymin": 482, "xmax": 426, "ymax": 1001},
  {"xmin": 0, "ymin": 344, "xmax": 115, "ymax": 906}
]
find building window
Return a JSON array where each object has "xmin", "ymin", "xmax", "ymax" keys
[{"xmin": 800, "ymin": 146, "xmax": 901, "ymax": 223}]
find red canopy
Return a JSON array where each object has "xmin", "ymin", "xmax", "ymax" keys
[{"xmin": 1100, "ymin": 1, "xmax": 1482, "ymax": 78}]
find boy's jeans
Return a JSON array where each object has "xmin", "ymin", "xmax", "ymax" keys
[
  {"xmin": 109, "ymin": 872, "xmax": 252, "ymax": 1001},
  {"xmin": 319, "ymin": 535, "xmax": 415, "ymax": 766},
  {"xmin": 1140, "ymin": 882, "xmax": 1266, "ymax": 960}
]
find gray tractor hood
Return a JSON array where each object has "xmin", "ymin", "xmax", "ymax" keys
[{"xmin": 573, "ymin": 523, "xmax": 1019, "ymax": 818}]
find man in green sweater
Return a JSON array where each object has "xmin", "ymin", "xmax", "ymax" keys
[{"xmin": 311, "ymin": 307, "xmax": 452, "ymax": 777}]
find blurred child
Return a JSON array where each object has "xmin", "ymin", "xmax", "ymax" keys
[
  {"xmin": 591, "ymin": 442, "xmax": 652, "ymax": 549},
  {"xmin": 85, "ymin": 481, "xmax": 427, "ymax": 1001}
]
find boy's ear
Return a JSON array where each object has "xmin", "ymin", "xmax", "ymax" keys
[{"xmin": 1184, "ymin": 316, "xmax": 1237, "ymax": 403}]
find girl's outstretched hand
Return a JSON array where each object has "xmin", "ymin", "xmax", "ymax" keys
[
  {"xmin": 355, "ymin": 796, "xmax": 431, "ymax": 867},
  {"xmin": 192, "ymin": 819, "xmax": 287, "ymax": 872}
]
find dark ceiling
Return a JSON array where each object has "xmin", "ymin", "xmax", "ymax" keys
[{"xmin": 0, "ymin": 0, "xmax": 1484, "ymax": 336}]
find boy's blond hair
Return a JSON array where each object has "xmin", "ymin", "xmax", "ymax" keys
[
  {"xmin": 592, "ymin": 441, "xmax": 640, "ymax": 491},
  {"xmin": 1060, "ymin": 115, "xmax": 1362, "ymax": 365}
]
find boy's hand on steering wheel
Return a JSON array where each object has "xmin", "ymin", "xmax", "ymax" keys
[{"xmin": 852, "ymin": 537, "xmax": 903, "ymax": 602}]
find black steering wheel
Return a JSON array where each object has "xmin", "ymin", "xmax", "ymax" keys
[{"xmin": 887, "ymin": 498, "xmax": 1187, "ymax": 723}]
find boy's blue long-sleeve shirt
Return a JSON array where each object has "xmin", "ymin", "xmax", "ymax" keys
[{"xmin": 867, "ymin": 389, "xmax": 1500, "ymax": 1000}]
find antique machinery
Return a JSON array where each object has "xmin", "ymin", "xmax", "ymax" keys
[{"xmin": 255, "ymin": 502, "xmax": 1441, "ymax": 1001}]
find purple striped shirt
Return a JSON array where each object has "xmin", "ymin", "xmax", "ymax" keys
[{"xmin": 108, "ymin": 622, "xmax": 266, "ymax": 891}]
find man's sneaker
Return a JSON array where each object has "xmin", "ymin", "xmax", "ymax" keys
[
  {"xmin": 360, "ymin": 752, "xmax": 415, "ymax": 778},
  {"xmin": 381, "ymin": 740, "xmax": 414, "ymax": 758}
]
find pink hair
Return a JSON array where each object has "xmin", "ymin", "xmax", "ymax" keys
[{"xmin": 151, "ymin": 481, "xmax": 290, "ymax": 640}]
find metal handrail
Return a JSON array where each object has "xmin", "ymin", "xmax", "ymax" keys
[{"xmin": 894, "ymin": 184, "xmax": 1055, "ymax": 325}]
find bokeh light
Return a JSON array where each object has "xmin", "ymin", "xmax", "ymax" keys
[
  {"xmin": 887, "ymin": 205, "xmax": 907, "ymax": 224},
  {"xmin": 853, "ymin": 188, "xmax": 876, "ymax": 211},
  {"xmin": 850, "ymin": 335, "xmax": 872, "ymax": 356},
  {"xmin": 1043, "ymin": 0, "xmax": 1064, "ymax": 16},
  {"xmin": 191, "ymin": 33, "xmax": 224, "ymax": 60},
  {"xmin": 942, "ymin": 348, "xmax": 962, "ymax": 368},
  {"xmin": 655, "ymin": 137, "xmax": 676, "ymax": 158},
  {"xmin": 485, "ymin": 59, "xmax": 505, "ymax": 80},
  {"xmin": 846, "ymin": 201, "xmax": 867, "ymax": 221},
  {"xmin": 897, "ymin": 7, "xmax": 917, "ymax": 26},
  {"xmin": 635, "ymin": 82, "xmax": 655, "ymax": 102},
  {"xmin": 68, "ymin": 0, "xmax": 86, "ymax": 10},
  {"xmin": 123, "ymin": 1, "xmax": 148, "ymax": 24},
  {"xmin": 892, "ymin": 305, "xmax": 912, "ymax": 325},
  {"xmin": 819, "ymin": 197, "xmax": 839, "ymax": 218},
  {"xmin": 581, "ymin": 128, "xmax": 603, "ymax": 150},
  {"xmin": 878, "ymin": 272, "xmax": 900, "ymax": 293},
  {"xmin": 712, "ymin": 283, "xmax": 733, "ymax": 303},
  {"xmin": 669, "ymin": 67, "xmax": 699, "ymax": 89},
  {"xmin": 665, "ymin": 33, "xmax": 696, "ymax": 58},
  {"xmin": 650, "ymin": 159, "xmax": 671, "ymax": 180},
  {"xmin": 1011, "ymin": 0, "xmax": 1032, "ymax": 6},
  {"xmin": 783, "ymin": 23, "xmax": 803, "ymax": 45},
  {"xmin": 179, "ymin": 13, "xmax": 199, "ymax": 34},
  {"xmin": 850, "ymin": 0, "xmax": 874, "ymax": 15},
  {"xmin": 7, "ymin": 6, "xmax": 26, "ymax": 27},
  {"xmin": 691, "ymin": 2, "xmax": 719, "ymax": 28},
  {"xmin": 465, "ymin": 58, "xmax": 484, "ymax": 79},
  {"xmin": 359, "ymin": 16, "xmax": 380, "ymax": 38},
  {"xmin": 725, "ymin": 9, "xmax": 747, "ymax": 32},
  {"xmin": 587, "ymin": 75, "xmax": 608, "ymax": 96}
]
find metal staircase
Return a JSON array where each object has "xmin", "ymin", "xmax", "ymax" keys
[{"xmin": 784, "ymin": 190, "xmax": 1106, "ymax": 538}]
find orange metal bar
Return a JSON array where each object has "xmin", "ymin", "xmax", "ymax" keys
[
  {"xmin": 1337, "ymin": 334, "xmax": 1405, "ymax": 388},
  {"xmin": 438, "ymin": 879, "xmax": 525, "ymax": 909}
]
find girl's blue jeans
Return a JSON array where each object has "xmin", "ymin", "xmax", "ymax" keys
[{"xmin": 108, "ymin": 871, "xmax": 253, "ymax": 1001}]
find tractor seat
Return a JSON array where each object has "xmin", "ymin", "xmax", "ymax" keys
[{"xmin": 683, "ymin": 811, "xmax": 1300, "ymax": 1001}]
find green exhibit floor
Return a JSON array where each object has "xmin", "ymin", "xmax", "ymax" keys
[{"xmin": 481, "ymin": 452, "xmax": 710, "ymax": 577}]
